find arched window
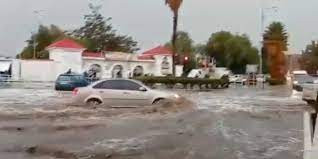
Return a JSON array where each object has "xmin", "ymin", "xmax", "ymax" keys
[
  {"xmin": 133, "ymin": 66, "xmax": 144, "ymax": 77},
  {"xmin": 85, "ymin": 64, "xmax": 102, "ymax": 81},
  {"xmin": 161, "ymin": 56, "xmax": 170, "ymax": 75},
  {"xmin": 112, "ymin": 65, "xmax": 124, "ymax": 78}
]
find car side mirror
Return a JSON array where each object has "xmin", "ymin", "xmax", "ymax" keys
[{"xmin": 139, "ymin": 87, "xmax": 147, "ymax": 92}]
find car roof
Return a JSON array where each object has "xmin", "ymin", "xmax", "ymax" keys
[
  {"xmin": 59, "ymin": 73, "xmax": 82, "ymax": 76},
  {"xmin": 90, "ymin": 78, "xmax": 144, "ymax": 85}
]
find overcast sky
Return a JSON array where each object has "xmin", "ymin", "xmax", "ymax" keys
[{"xmin": 0, "ymin": 0, "xmax": 318, "ymax": 57}]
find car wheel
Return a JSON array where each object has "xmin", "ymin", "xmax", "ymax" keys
[
  {"xmin": 87, "ymin": 99, "xmax": 102, "ymax": 106},
  {"xmin": 307, "ymin": 101, "xmax": 316, "ymax": 106},
  {"xmin": 153, "ymin": 98, "xmax": 166, "ymax": 105}
]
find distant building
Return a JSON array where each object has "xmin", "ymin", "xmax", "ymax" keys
[
  {"xmin": 246, "ymin": 64, "xmax": 258, "ymax": 74},
  {"xmin": 0, "ymin": 39, "xmax": 183, "ymax": 81},
  {"xmin": 284, "ymin": 51, "xmax": 302, "ymax": 72}
]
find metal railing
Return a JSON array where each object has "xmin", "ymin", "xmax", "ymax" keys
[{"xmin": 0, "ymin": 74, "xmax": 12, "ymax": 82}]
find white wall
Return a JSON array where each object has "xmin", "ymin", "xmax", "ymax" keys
[
  {"xmin": 11, "ymin": 59, "xmax": 20, "ymax": 81},
  {"xmin": 83, "ymin": 58, "xmax": 155, "ymax": 79},
  {"xmin": 176, "ymin": 65, "xmax": 184, "ymax": 77},
  {"xmin": 49, "ymin": 48, "xmax": 83, "ymax": 75},
  {"xmin": 105, "ymin": 61, "xmax": 152, "ymax": 78},
  {"xmin": 20, "ymin": 60, "xmax": 58, "ymax": 82},
  {"xmin": 154, "ymin": 55, "xmax": 173, "ymax": 76}
]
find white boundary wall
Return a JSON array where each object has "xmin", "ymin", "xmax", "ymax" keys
[
  {"xmin": 20, "ymin": 60, "xmax": 58, "ymax": 82},
  {"xmin": 83, "ymin": 58, "xmax": 155, "ymax": 79},
  {"xmin": 304, "ymin": 109, "xmax": 318, "ymax": 159},
  {"xmin": 49, "ymin": 48, "xmax": 83, "ymax": 75}
]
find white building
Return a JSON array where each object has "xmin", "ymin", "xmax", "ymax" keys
[{"xmin": 1, "ymin": 39, "xmax": 183, "ymax": 82}]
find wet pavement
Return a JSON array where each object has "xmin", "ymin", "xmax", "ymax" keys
[{"xmin": 0, "ymin": 82, "xmax": 309, "ymax": 159}]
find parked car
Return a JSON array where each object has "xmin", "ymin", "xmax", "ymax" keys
[
  {"xmin": 229, "ymin": 75, "xmax": 246, "ymax": 84},
  {"xmin": 256, "ymin": 74, "xmax": 266, "ymax": 83},
  {"xmin": 72, "ymin": 79, "xmax": 181, "ymax": 106},
  {"xmin": 302, "ymin": 80, "xmax": 318, "ymax": 105},
  {"xmin": 293, "ymin": 73, "xmax": 315, "ymax": 92},
  {"xmin": 187, "ymin": 69, "xmax": 205, "ymax": 78},
  {"xmin": 0, "ymin": 74, "xmax": 11, "ymax": 81},
  {"xmin": 229, "ymin": 75, "xmax": 241, "ymax": 83},
  {"xmin": 55, "ymin": 73, "xmax": 89, "ymax": 91}
]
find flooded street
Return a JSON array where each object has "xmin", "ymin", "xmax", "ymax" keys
[{"xmin": 0, "ymin": 83, "xmax": 308, "ymax": 159}]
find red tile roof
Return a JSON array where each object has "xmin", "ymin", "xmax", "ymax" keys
[
  {"xmin": 138, "ymin": 46, "xmax": 172, "ymax": 59},
  {"xmin": 47, "ymin": 39, "xmax": 85, "ymax": 50},
  {"xmin": 82, "ymin": 51, "xmax": 104, "ymax": 58}
]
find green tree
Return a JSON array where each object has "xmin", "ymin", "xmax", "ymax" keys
[
  {"xmin": 193, "ymin": 43, "xmax": 207, "ymax": 55},
  {"xmin": 18, "ymin": 25, "xmax": 66, "ymax": 59},
  {"xmin": 300, "ymin": 41, "xmax": 318, "ymax": 74},
  {"xmin": 71, "ymin": 3, "xmax": 139, "ymax": 53},
  {"xmin": 206, "ymin": 31, "xmax": 233, "ymax": 67},
  {"xmin": 165, "ymin": 0, "xmax": 184, "ymax": 76},
  {"xmin": 165, "ymin": 31, "xmax": 193, "ymax": 54},
  {"xmin": 224, "ymin": 34, "xmax": 259, "ymax": 73},
  {"xmin": 205, "ymin": 31, "xmax": 259, "ymax": 74},
  {"xmin": 263, "ymin": 22, "xmax": 288, "ymax": 50},
  {"xmin": 165, "ymin": 31, "xmax": 197, "ymax": 75}
]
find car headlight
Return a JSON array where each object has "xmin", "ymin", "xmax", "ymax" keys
[{"xmin": 174, "ymin": 94, "xmax": 180, "ymax": 98}]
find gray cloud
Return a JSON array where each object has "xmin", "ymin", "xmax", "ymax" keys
[{"xmin": 0, "ymin": 0, "xmax": 317, "ymax": 56}]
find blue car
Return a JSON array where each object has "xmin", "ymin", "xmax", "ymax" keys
[{"xmin": 55, "ymin": 73, "xmax": 89, "ymax": 91}]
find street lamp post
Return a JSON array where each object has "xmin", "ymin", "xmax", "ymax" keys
[
  {"xmin": 32, "ymin": 10, "xmax": 45, "ymax": 59},
  {"xmin": 259, "ymin": 1, "xmax": 279, "ymax": 75},
  {"xmin": 32, "ymin": 32, "xmax": 37, "ymax": 59},
  {"xmin": 260, "ymin": 6, "xmax": 264, "ymax": 75}
]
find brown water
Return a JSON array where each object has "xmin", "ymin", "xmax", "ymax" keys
[{"xmin": 0, "ymin": 83, "xmax": 308, "ymax": 159}]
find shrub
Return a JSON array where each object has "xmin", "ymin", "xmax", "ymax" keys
[{"xmin": 134, "ymin": 76, "xmax": 229, "ymax": 89}]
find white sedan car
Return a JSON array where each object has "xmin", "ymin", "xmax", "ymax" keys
[
  {"xmin": 302, "ymin": 82, "xmax": 318, "ymax": 105},
  {"xmin": 72, "ymin": 79, "xmax": 181, "ymax": 106}
]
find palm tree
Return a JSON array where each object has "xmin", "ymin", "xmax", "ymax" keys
[
  {"xmin": 263, "ymin": 22, "xmax": 288, "ymax": 82},
  {"xmin": 263, "ymin": 22, "xmax": 288, "ymax": 51},
  {"xmin": 165, "ymin": 0, "xmax": 183, "ymax": 76}
]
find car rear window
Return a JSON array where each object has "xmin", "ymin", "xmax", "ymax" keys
[
  {"xmin": 58, "ymin": 75, "xmax": 84, "ymax": 82},
  {"xmin": 58, "ymin": 75, "xmax": 71, "ymax": 81}
]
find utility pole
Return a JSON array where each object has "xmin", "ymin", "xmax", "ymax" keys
[
  {"xmin": 259, "ymin": 0, "xmax": 279, "ymax": 75},
  {"xmin": 259, "ymin": 0, "xmax": 279, "ymax": 88},
  {"xmin": 260, "ymin": 5, "xmax": 264, "ymax": 75},
  {"xmin": 32, "ymin": 32, "xmax": 36, "ymax": 59},
  {"xmin": 32, "ymin": 10, "xmax": 45, "ymax": 59}
]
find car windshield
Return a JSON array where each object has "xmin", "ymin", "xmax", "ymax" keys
[{"xmin": 294, "ymin": 74, "xmax": 314, "ymax": 83}]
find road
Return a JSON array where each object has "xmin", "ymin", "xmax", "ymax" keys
[{"xmin": 0, "ymin": 83, "xmax": 309, "ymax": 159}]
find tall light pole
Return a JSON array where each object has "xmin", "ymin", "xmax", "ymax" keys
[
  {"xmin": 260, "ymin": 5, "xmax": 264, "ymax": 75},
  {"xmin": 259, "ymin": 0, "xmax": 278, "ymax": 75},
  {"xmin": 32, "ymin": 10, "xmax": 45, "ymax": 59}
]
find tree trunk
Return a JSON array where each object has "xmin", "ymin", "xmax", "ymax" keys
[{"xmin": 171, "ymin": 12, "xmax": 178, "ymax": 77}]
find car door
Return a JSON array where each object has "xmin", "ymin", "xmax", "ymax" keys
[
  {"xmin": 57, "ymin": 75, "xmax": 73, "ymax": 91},
  {"xmin": 118, "ymin": 80, "xmax": 152, "ymax": 106},
  {"xmin": 93, "ymin": 80, "xmax": 126, "ymax": 106}
]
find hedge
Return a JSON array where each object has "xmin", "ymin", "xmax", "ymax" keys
[
  {"xmin": 134, "ymin": 76, "xmax": 229, "ymax": 89},
  {"xmin": 268, "ymin": 78, "xmax": 286, "ymax": 85}
]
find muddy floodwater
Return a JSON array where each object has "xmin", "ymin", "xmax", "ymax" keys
[{"xmin": 0, "ymin": 83, "xmax": 309, "ymax": 159}]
